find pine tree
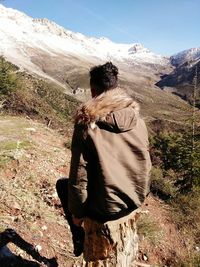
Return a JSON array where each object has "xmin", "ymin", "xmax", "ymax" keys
[{"xmin": 151, "ymin": 67, "xmax": 200, "ymax": 191}]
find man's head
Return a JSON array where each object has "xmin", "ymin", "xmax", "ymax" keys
[{"xmin": 90, "ymin": 62, "xmax": 118, "ymax": 97}]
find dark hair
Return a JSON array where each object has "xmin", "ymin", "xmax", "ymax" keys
[{"xmin": 90, "ymin": 62, "xmax": 118, "ymax": 95}]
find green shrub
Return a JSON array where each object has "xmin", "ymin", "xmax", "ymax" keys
[
  {"xmin": 150, "ymin": 130, "xmax": 200, "ymax": 190},
  {"xmin": 0, "ymin": 56, "xmax": 19, "ymax": 96},
  {"xmin": 151, "ymin": 167, "xmax": 178, "ymax": 198},
  {"xmin": 1, "ymin": 67, "xmax": 79, "ymax": 130}
]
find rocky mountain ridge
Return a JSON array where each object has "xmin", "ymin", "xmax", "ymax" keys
[
  {"xmin": 157, "ymin": 46, "xmax": 200, "ymax": 104},
  {"xmin": 171, "ymin": 47, "xmax": 200, "ymax": 67}
]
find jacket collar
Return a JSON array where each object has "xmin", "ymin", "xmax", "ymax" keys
[{"xmin": 75, "ymin": 88, "xmax": 140, "ymax": 128}]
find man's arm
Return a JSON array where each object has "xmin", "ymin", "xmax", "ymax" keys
[{"xmin": 68, "ymin": 125, "xmax": 88, "ymax": 219}]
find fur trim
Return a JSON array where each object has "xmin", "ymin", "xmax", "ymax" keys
[{"xmin": 75, "ymin": 88, "xmax": 140, "ymax": 127}]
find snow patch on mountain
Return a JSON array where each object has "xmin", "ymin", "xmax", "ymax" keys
[
  {"xmin": 171, "ymin": 48, "xmax": 200, "ymax": 67},
  {"xmin": 0, "ymin": 3, "xmax": 168, "ymax": 70}
]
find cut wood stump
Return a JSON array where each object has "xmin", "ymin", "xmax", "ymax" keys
[{"xmin": 82, "ymin": 210, "xmax": 139, "ymax": 267}]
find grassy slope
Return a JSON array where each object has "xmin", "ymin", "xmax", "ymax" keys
[
  {"xmin": 2, "ymin": 72, "xmax": 79, "ymax": 133},
  {"xmin": 29, "ymin": 50, "xmax": 191, "ymax": 122}
]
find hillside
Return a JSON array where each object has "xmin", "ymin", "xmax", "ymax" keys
[
  {"xmin": 0, "ymin": 55, "xmax": 191, "ymax": 129},
  {"xmin": 0, "ymin": 56, "xmax": 79, "ymax": 133},
  {"xmin": 0, "ymin": 58, "xmax": 200, "ymax": 266},
  {"xmin": 156, "ymin": 48, "xmax": 200, "ymax": 107},
  {"xmin": 156, "ymin": 59, "xmax": 200, "ymax": 107},
  {"xmin": 0, "ymin": 115, "xmax": 199, "ymax": 267},
  {"xmin": 1, "ymin": 49, "xmax": 200, "ymax": 266},
  {"xmin": 0, "ymin": 116, "xmax": 77, "ymax": 266}
]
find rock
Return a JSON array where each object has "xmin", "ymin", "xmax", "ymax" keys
[
  {"xmin": 25, "ymin": 128, "xmax": 36, "ymax": 132},
  {"xmin": 142, "ymin": 254, "xmax": 148, "ymax": 261},
  {"xmin": 195, "ymin": 246, "xmax": 200, "ymax": 252},
  {"xmin": 35, "ymin": 245, "xmax": 42, "ymax": 252},
  {"xmin": 12, "ymin": 201, "xmax": 21, "ymax": 211},
  {"xmin": 42, "ymin": 225, "xmax": 47, "ymax": 231}
]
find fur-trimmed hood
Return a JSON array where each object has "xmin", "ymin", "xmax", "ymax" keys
[{"xmin": 75, "ymin": 88, "xmax": 140, "ymax": 131}]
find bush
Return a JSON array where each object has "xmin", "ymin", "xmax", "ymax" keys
[
  {"xmin": 0, "ymin": 61, "xmax": 79, "ymax": 130},
  {"xmin": 0, "ymin": 56, "xmax": 19, "ymax": 96},
  {"xmin": 150, "ymin": 167, "xmax": 178, "ymax": 199},
  {"xmin": 150, "ymin": 130, "xmax": 200, "ymax": 190}
]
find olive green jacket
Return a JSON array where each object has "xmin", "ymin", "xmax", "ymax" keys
[{"xmin": 68, "ymin": 88, "xmax": 151, "ymax": 222}]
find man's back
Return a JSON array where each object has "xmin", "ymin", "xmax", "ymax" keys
[{"xmin": 69, "ymin": 88, "xmax": 151, "ymax": 222}]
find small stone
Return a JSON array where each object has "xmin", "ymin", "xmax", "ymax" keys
[
  {"xmin": 52, "ymin": 192, "xmax": 58, "ymax": 198},
  {"xmin": 143, "ymin": 254, "xmax": 148, "ymax": 261},
  {"xmin": 12, "ymin": 201, "xmax": 21, "ymax": 211},
  {"xmin": 25, "ymin": 128, "xmax": 36, "ymax": 132},
  {"xmin": 35, "ymin": 245, "xmax": 42, "ymax": 252},
  {"xmin": 42, "ymin": 225, "xmax": 47, "ymax": 231},
  {"xmin": 195, "ymin": 246, "xmax": 200, "ymax": 252}
]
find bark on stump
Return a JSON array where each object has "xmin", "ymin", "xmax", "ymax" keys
[{"xmin": 82, "ymin": 211, "xmax": 139, "ymax": 267}]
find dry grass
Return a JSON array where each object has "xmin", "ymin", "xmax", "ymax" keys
[
  {"xmin": 137, "ymin": 213, "xmax": 164, "ymax": 246},
  {"xmin": 0, "ymin": 115, "xmax": 81, "ymax": 266}
]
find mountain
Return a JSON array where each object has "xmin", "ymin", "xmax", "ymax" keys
[
  {"xmin": 0, "ymin": 4, "xmax": 192, "ymax": 123},
  {"xmin": 171, "ymin": 47, "xmax": 200, "ymax": 67},
  {"xmin": 0, "ymin": 4, "xmax": 170, "ymax": 91},
  {"xmin": 0, "ymin": 4, "xmax": 166, "ymax": 66},
  {"xmin": 156, "ymin": 49, "xmax": 200, "ymax": 105}
]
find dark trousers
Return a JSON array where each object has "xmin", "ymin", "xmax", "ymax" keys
[{"xmin": 56, "ymin": 178, "xmax": 84, "ymax": 256}]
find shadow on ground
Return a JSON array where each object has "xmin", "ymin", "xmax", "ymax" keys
[{"xmin": 0, "ymin": 228, "xmax": 58, "ymax": 267}]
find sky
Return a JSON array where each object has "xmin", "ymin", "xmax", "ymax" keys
[{"xmin": 1, "ymin": 0, "xmax": 200, "ymax": 55}]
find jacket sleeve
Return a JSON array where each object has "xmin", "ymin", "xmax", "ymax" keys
[
  {"xmin": 68, "ymin": 125, "xmax": 88, "ymax": 218},
  {"xmin": 143, "ymin": 120, "xmax": 152, "ymax": 196}
]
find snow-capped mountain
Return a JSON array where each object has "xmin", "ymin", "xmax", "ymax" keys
[
  {"xmin": 171, "ymin": 48, "xmax": 200, "ymax": 67},
  {"xmin": 1, "ymin": 4, "xmax": 195, "ymax": 115},
  {"xmin": 157, "ymin": 49, "xmax": 200, "ymax": 104},
  {"xmin": 0, "ymin": 3, "xmax": 167, "ymax": 81}
]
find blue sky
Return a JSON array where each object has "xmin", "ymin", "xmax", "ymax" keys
[{"xmin": 2, "ymin": 0, "xmax": 200, "ymax": 55}]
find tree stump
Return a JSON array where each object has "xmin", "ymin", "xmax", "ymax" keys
[{"xmin": 82, "ymin": 211, "xmax": 139, "ymax": 267}]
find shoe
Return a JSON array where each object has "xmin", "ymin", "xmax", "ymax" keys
[{"xmin": 72, "ymin": 227, "xmax": 85, "ymax": 257}]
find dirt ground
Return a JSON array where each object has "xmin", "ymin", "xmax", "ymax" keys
[
  {"xmin": 138, "ymin": 195, "xmax": 189, "ymax": 266},
  {"xmin": 0, "ymin": 116, "xmax": 192, "ymax": 267}
]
